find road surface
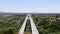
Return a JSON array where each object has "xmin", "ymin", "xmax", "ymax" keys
[
  {"xmin": 18, "ymin": 14, "xmax": 39, "ymax": 34},
  {"xmin": 18, "ymin": 17, "xmax": 28, "ymax": 34},
  {"xmin": 29, "ymin": 17, "xmax": 39, "ymax": 34}
]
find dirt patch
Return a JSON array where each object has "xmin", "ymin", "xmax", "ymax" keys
[{"xmin": 24, "ymin": 32, "xmax": 31, "ymax": 34}]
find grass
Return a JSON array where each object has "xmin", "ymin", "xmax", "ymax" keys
[
  {"xmin": 33, "ymin": 16, "xmax": 60, "ymax": 34},
  {"xmin": 24, "ymin": 19, "xmax": 32, "ymax": 34},
  {"xmin": 0, "ymin": 16, "xmax": 25, "ymax": 34}
]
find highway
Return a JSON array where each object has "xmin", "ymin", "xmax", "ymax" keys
[
  {"xmin": 18, "ymin": 17, "xmax": 28, "ymax": 34},
  {"xmin": 18, "ymin": 14, "xmax": 39, "ymax": 34},
  {"xmin": 29, "ymin": 17, "xmax": 39, "ymax": 34}
]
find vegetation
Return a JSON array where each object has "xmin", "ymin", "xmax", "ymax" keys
[
  {"xmin": 1, "ymin": 14, "xmax": 60, "ymax": 34},
  {"xmin": 0, "ymin": 15, "xmax": 25, "ymax": 34},
  {"xmin": 33, "ymin": 16, "xmax": 60, "ymax": 34},
  {"xmin": 24, "ymin": 19, "xmax": 32, "ymax": 34}
]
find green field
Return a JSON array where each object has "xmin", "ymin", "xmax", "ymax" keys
[
  {"xmin": 0, "ymin": 15, "xmax": 25, "ymax": 34},
  {"xmin": 33, "ymin": 15, "xmax": 60, "ymax": 34},
  {"xmin": 0, "ymin": 14, "xmax": 60, "ymax": 34}
]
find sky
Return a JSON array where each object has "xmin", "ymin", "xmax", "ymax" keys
[{"xmin": 0, "ymin": 0, "xmax": 60, "ymax": 13}]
